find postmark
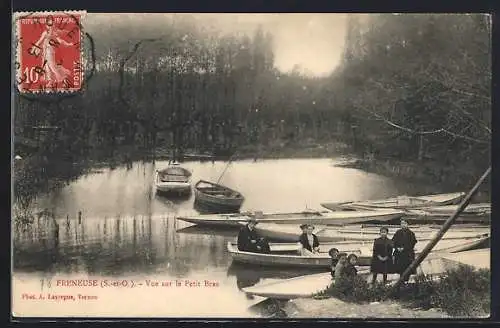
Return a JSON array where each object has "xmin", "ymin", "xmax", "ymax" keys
[{"xmin": 14, "ymin": 11, "xmax": 86, "ymax": 93}]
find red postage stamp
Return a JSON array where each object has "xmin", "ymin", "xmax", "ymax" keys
[{"xmin": 14, "ymin": 11, "xmax": 86, "ymax": 93}]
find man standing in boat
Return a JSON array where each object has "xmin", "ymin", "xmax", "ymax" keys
[
  {"xmin": 392, "ymin": 219, "xmax": 417, "ymax": 282},
  {"xmin": 237, "ymin": 216, "xmax": 270, "ymax": 253}
]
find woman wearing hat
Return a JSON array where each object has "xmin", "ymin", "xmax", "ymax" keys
[
  {"xmin": 392, "ymin": 219, "xmax": 417, "ymax": 282},
  {"xmin": 298, "ymin": 224, "xmax": 320, "ymax": 256}
]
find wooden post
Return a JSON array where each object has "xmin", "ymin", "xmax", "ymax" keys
[{"xmin": 386, "ymin": 166, "xmax": 491, "ymax": 297}]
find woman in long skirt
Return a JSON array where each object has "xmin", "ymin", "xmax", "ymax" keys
[{"xmin": 392, "ymin": 219, "xmax": 417, "ymax": 282}]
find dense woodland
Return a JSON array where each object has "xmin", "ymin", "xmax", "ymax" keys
[{"xmin": 13, "ymin": 14, "xmax": 491, "ymax": 206}]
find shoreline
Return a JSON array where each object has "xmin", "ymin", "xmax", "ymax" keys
[
  {"xmin": 281, "ymin": 297, "xmax": 451, "ymax": 319},
  {"xmin": 13, "ymin": 141, "xmax": 489, "ymax": 204}
]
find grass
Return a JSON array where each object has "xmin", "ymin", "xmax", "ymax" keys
[{"xmin": 315, "ymin": 265, "xmax": 490, "ymax": 317}]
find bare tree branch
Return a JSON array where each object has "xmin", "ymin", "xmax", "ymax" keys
[{"xmin": 360, "ymin": 106, "xmax": 490, "ymax": 144}]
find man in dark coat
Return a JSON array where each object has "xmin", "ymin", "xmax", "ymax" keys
[
  {"xmin": 370, "ymin": 226, "xmax": 393, "ymax": 284},
  {"xmin": 237, "ymin": 217, "xmax": 270, "ymax": 253},
  {"xmin": 392, "ymin": 219, "xmax": 417, "ymax": 282}
]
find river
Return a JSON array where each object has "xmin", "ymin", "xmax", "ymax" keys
[{"xmin": 12, "ymin": 158, "xmax": 440, "ymax": 318}]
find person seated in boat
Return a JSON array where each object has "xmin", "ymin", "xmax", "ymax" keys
[
  {"xmin": 370, "ymin": 226, "xmax": 393, "ymax": 285},
  {"xmin": 237, "ymin": 217, "xmax": 270, "ymax": 254},
  {"xmin": 343, "ymin": 254, "xmax": 359, "ymax": 277},
  {"xmin": 334, "ymin": 252, "xmax": 348, "ymax": 280},
  {"xmin": 392, "ymin": 219, "xmax": 417, "ymax": 282},
  {"xmin": 328, "ymin": 248, "xmax": 340, "ymax": 278},
  {"xmin": 298, "ymin": 224, "xmax": 320, "ymax": 256}
]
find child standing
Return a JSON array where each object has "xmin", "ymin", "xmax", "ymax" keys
[{"xmin": 370, "ymin": 227, "xmax": 393, "ymax": 284}]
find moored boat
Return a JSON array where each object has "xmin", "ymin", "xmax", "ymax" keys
[
  {"xmin": 176, "ymin": 208, "xmax": 405, "ymax": 228},
  {"xmin": 321, "ymin": 192, "xmax": 466, "ymax": 211},
  {"xmin": 226, "ymin": 235, "xmax": 490, "ymax": 269},
  {"xmin": 406, "ymin": 203, "xmax": 491, "ymax": 224},
  {"xmin": 406, "ymin": 203, "xmax": 491, "ymax": 223},
  {"xmin": 176, "ymin": 210, "xmax": 325, "ymax": 228},
  {"xmin": 194, "ymin": 180, "xmax": 245, "ymax": 213},
  {"xmin": 252, "ymin": 222, "xmax": 490, "ymax": 243},
  {"xmin": 155, "ymin": 163, "xmax": 192, "ymax": 195},
  {"xmin": 415, "ymin": 203, "xmax": 490, "ymax": 214}
]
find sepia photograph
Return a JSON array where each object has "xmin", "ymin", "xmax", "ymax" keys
[{"xmin": 12, "ymin": 12, "xmax": 491, "ymax": 319}]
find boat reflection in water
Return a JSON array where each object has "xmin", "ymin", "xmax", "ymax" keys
[
  {"xmin": 175, "ymin": 225, "xmax": 239, "ymax": 238},
  {"xmin": 154, "ymin": 191, "xmax": 192, "ymax": 204}
]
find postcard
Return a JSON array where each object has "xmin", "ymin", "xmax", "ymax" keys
[{"xmin": 12, "ymin": 12, "xmax": 491, "ymax": 319}]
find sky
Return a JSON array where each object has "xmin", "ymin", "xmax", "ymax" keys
[
  {"xmin": 198, "ymin": 14, "xmax": 349, "ymax": 77},
  {"xmin": 86, "ymin": 13, "xmax": 349, "ymax": 77}
]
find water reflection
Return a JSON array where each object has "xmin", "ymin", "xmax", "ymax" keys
[
  {"xmin": 14, "ymin": 214, "xmax": 233, "ymax": 277},
  {"xmin": 30, "ymin": 159, "xmax": 437, "ymax": 220},
  {"xmin": 15, "ymin": 158, "xmax": 439, "ymax": 277},
  {"xmin": 13, "ymin": 158, "xmax": 442, "ymax": 316},
  {"xmin": 155, "ymin": 192, "xmax": 192, "ymax": 204}
]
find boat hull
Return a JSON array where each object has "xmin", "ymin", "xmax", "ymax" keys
[
  {"xmin": 176, "ymin": 209, "xmax": 405, "ymax": 228},
  {"xmin": 227, "ymin": 236, "xmax": 489, "ymax": 269},
  {"xmin": 194, "ymin": 197, "xmax": 244, "ymax": 214},
  {"xmin": 321, "ymin": 192, "xmax": 466, "ymax": 211},
  {"xmin": 194, "ymin": 180, "xmax": 245, "ymax": 213},
  {"xmin": 177, "ymin": 211, "xmax": 327, "ymax": 227},
  {"xmin": 254, "ymin": 223, "xmax": 490, "ymax": 243},
  {"xmin": 178, "ymin": 214, "xmax": 249, "ymax": 227},
  {"xmin": 406, "ymin": 203, "xmax": 491, "ymax": 224},
  {"xmin": 406, "ymin": 214, "xmax": 491, "ymax": 224}
]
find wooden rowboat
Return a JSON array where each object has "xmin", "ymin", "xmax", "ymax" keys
[
  {"xmin": 416, "ymin": 203, "xmax": 490, "ymax": 214},
  {"xmin": 155, "ymin": 164, "xmax": 192, "ymax": 195},
  {"xmin": 194, "ymin": 180, "xmax": 245, "ymax": 213},
  {"xmin": 263, "ymin": 232, "xmax": 490, "ymax": 255},
  {"xmin": 241, "ymin": 249, "xmax": 490, "ymax": 299},
  {"xmin": 176, "ymin": 210, "xmax": 325, "ymax": 228},
  {"xmin": 176, "ymin": 208, "xmax": 405, "ymax": 228},
  {"xmin": 407, "ymin": 203, "xmax": 491, "ymax": 223},
  {"xmin": 226, "ymin": 235, "xmax": 490, "ymax": 269},
  {"xmin": 252, "ymin": 222, "xmax": 490, "ymax": 242},
  {"xmin": 321, "ymin": 192, "xmax": 465, "ymax": 211}
]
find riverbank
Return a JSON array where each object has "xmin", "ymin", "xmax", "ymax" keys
[
  {"xmin": 283, "ymin": 298, "xmax": 450, "ymax": 319},
  {"xmin": 13, "ymin": 139, "xmax": 489, "ymax": 209},
  {"xmin": 337, "ymin": 157, "xmax": 490, "ymax": 199},
  {"xmin": 279, "ymin": 264, "xmax": 490, "ymax": 319}
]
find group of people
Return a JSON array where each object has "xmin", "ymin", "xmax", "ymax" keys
[{"xmin": 237, "ymin": 215, "xmax": 417, "ymax": 285}]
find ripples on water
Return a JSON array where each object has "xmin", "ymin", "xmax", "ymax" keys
[{"xmin": 13, "ymin": 158, "xmax": 439, "ymax": 316}]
